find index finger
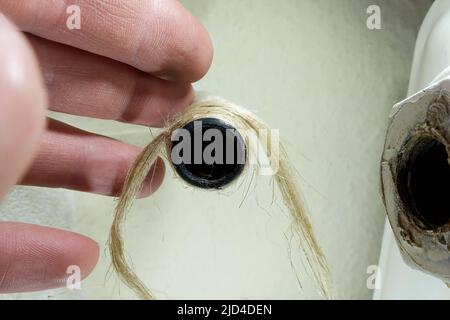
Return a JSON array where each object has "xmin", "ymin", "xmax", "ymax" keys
[{"xmin": 0, "ymin": 0, "xmax": 213, "ymax": 82}]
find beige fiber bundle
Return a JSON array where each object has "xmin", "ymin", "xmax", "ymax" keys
[{"xmin": 108, "ymin": 98, "xmax": 331, "ymax": 299}]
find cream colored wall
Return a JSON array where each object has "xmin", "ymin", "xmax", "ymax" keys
[{"xmin": 50, "ymin": 0, "xmax": 432, "ymax": 299}]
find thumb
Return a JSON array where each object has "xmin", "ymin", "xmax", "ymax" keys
[
  {"xmin": 0, "ymin": 15, "xmax": 99, "ymax": 294},
  {"xmin": 0, "ymin": 13, "xmax": 47, "ymax": 199}
]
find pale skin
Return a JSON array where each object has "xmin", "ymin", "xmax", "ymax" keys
[{"xmin": 0, "ymin": 0, "xmax": 213, "ymax": 293}]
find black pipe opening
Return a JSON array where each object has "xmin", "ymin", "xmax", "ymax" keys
[
  {"xmin": 397, "ymin": 137, "xmax": 450, "ymax": 230},
  {"xmin": 170, "ymin": 118, "xmax": 246, "ymax": 189}
]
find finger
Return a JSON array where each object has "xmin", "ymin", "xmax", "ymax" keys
[
  {"xmin": 0, "ymin": 14, "xmax": 47, "ymax": 199},
  {"xmin": 20, "ymin": 119, "xmax": 165, "ymax": 198},
  {"xmin": 28, "ymin": 35, "xmax": 194, "ymax": 127},
  {"xmin": 0, "ymin": 0, "xmax": 213, "ymax": 82},
  {"xmin": 0, "ymin": 222, "xmax": 98, "ymax": 293}
]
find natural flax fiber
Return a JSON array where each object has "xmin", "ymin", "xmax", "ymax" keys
[{"xmin": 108, "ymin": 98, "xmax": 332, "ymax": 299}]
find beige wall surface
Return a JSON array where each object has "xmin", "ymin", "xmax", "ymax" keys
[{"xmin": 14, "ymin": 0, "xmax": 431, "ymax": 299}]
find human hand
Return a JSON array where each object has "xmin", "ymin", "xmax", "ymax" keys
[{"xmin": 0, "ymin": 0, "xmax": 212, "ymax": 294}]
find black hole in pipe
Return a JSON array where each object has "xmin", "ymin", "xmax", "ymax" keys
[
  {"xmin": 170, "ymin": 118, "xmax": 246, "ymax": 189},
  {"xmin": 397, "ymin": 138, "xmax": 450, "ymax": 229}
]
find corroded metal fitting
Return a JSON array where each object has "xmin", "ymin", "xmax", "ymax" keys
[{"xmin": 381, "ymin": 79, "xmax": 450, "ymax": 284}]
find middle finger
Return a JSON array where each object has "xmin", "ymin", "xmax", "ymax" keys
[{"xmin": 29, "ymin": 34, "xmax": 194, "ymax": 127}]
